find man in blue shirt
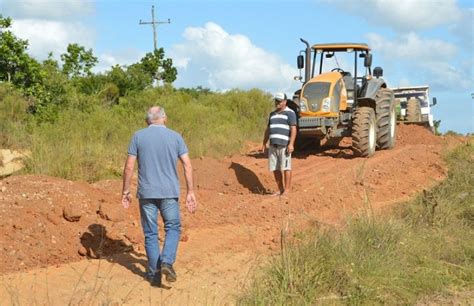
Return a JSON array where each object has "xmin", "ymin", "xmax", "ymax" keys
[
  {"xmin": 262, "ymin": 92, "xmax": 297, "ymax": 196},
  {"xmin": 122, "ymin": 106, "xmax": 197, "ymax": 286}
]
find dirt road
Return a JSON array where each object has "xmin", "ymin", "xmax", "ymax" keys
[{"xmin": 0, "ymin": 125, "xmax": 462, "ymax": 304}]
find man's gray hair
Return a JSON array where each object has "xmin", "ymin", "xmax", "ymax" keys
[{"xmin": 146, "ymin": 106, "xmax": 166, "ymax": 123}]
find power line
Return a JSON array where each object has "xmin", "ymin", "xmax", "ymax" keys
[{"xmin": 139, "ymin": 5, "xmax": 171, "ymax": 51}]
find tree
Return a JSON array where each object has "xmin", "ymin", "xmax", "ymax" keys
[
  {"xmin": 39, "ymin": 52, "xmax": 70, "ymax": 105},
  {"xmin": 106, "ymin": 64, "xmax": 149, "ymax": 96},
  {"xmin": 104, "ymin": 48, "xmax": 177, "ymax": 97},
  {"xmin": 139, "ymin": 48, "xmax": 177, "ymax": 84},
  {"xmin": 60, "ymin": 43, "xmax": 98, "ymax": 79},
  {"xmin": 0, "ymin": 15, "xmax": 43, "ymax": 95}
]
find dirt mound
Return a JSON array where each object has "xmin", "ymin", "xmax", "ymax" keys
[
  {"xmin": 0, "ymin": 175, "xmax": 142, "ymax": 273},
  {"xmin": 396, "ymin": 123, "xmax": 442, "ymax": 146},
  {"xmin": 0, "ymin": 125, "xmax": 459, "ymax": 275}
]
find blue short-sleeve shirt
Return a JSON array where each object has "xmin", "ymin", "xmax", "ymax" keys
[{"xmin": 128, "ymin": 125, "xmax": 188, "ymax": 199}]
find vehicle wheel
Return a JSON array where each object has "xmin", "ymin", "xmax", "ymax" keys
[
  {"xmin": 352, "ymin": 106, "xmax": 376, "ymax": 157},
  {"xmin": 406, "ymin": 98, "xmax": 422, "ymax": 122},
  {"xmin": 375, "ymin": 88, "xmax": 396, "ymax": 150}
]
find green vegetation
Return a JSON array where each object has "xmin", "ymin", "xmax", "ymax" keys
[
  {"xmin": 1, "ymin": 83, "xmax": 272, "ymax": 181},
  {"xmin": 238, "ymin": 142, "xmax": 474, "ymax": 305},
  {"xmin": 0, "ymin": 14, "xmax": 178, "ymax": 118},
  {"xmin": 0, "ymin": 14, "xmax": 273, "ymax": 181}
]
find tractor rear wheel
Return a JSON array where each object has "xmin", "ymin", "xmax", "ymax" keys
[
  {"xmin": 406, "ymin": 98, "xmax": 422, "ymax": 122},
  {"xmin": 352, "ymin": 106, "xmax": 376, "ymax": 157},
  {"xmin": 376, "ymin": 88, "xmax": 396, "ymax": 150}
]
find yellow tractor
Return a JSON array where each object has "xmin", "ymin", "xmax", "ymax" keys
[{"xmin": 290, "ymin": 39, "xmax": 396, "ymax": 157}]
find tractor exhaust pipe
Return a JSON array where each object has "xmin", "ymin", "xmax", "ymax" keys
[{"xmin": 300, "ymin": 38, "xmax": 311, "ymax": 84}]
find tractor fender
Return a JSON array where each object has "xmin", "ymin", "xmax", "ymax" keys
[
  {"xmin": 361, "ymin": 78, "xmax": 387, "ymax": 99},
  {"xmin": 357, "ymin": 78, "xmax": 387, "ymax": 109}
]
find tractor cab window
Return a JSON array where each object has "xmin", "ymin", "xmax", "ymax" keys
[{"xmin": 320, "ymin": 52, "xmax": 353, "ymax": 73}]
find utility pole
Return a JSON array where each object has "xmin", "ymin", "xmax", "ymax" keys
[{"xmin": 139, "ymin": 5, "xmax": 171, "ymax": 51}]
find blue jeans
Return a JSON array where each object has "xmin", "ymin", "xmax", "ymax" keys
[{"xmin": 139, "ymin": 198, "xmax": 181, "ymax": 276}]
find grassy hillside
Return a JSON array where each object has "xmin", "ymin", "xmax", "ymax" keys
[
  {"xmin": 238, "ymin": 141, "xmax": 474, "ymax": 305},
  {"xmin": 0, "ymin": 83, "xmax": 272, "ymax": 181}
]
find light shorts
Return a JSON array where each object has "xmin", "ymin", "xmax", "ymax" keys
[{"xmin": 268, "ymin": 145, "xmax": 291, "ymax": 171}]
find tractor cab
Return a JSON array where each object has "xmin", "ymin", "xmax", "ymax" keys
[{"xmin": 295, "ymin": 41, "xmax": 375, "ymax": 117}]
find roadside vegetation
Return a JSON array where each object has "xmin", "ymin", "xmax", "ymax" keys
[
  {"xmin": 1, "ymin": 83, "xmax": 271, "ymax": 181},
  {"xmin": 238, "ymin": 142, "xmax": 474, "ymax": 305},
  {"xmin": 0, "ymin": 14, "xmax": 272, "ymax": 181}
]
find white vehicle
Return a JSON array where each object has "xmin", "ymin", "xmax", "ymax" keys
[{"xmin": 391, "ymin": 86, "xmax": 437, "ymax": 132}]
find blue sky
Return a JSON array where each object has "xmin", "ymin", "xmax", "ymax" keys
[{"xmin": 1, "ymin": 0, "xmax": 473, "ymax": 133}]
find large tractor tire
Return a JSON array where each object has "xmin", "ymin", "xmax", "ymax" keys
[
  {"xmin": 352, "ymin": 106, "xmax": 376, "ymax": 157},
  {"xmin": 375, "ymin": 88, "xmax": 396, "ymax": 150},
  {"xmin": 406, "ymin": 98, "xmax": 422, "ymax": 122}
]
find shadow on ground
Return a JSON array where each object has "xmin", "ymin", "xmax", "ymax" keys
[
  {"xmin": 229, "ymin": 162, "xmax": 269, "ymax": 194},
  {"xmin": 80, "ymin": 224, "xmax": 147, "ymax": 278}
]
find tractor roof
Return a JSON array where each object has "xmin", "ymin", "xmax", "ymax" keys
[{"xmin": 312, "ymin": 43, "xmax": 370, "ymax": 52}]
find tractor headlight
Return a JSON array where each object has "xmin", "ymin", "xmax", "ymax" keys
[
  {"xmin": 322, "ymin": 97, "xmax": 332, "ymax": 112},
  {"xmin": 299, "ymin": 100, "xmax": 307, "ymax": 112}
]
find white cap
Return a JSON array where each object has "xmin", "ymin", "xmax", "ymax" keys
[{"xmin": 273, "ymin": 92, "xmax": 287, "ymax": 102}]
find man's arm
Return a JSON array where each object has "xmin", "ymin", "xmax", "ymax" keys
[
  {"xmin": 287, "ymin": 125, "xmax": 297, "ymax": 153},
  {"xmin": 179, "ymin": 153, "xmax": 197, "ymax": 213},
  {"xmin": 262, "ymin": 126, "xmax": 269, "ymax": 152},
  {"xmin": 121, "ymin": 155, "xmax": 136, "ymax": 208}
]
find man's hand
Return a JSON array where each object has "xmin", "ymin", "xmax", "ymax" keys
[
  {"xmin": 185, "ymin": 192, "xmax": 197, "ymax": 213},
  {"xmin": 261, "ymin": 144, "xmax": 267, "ymax": 154},
  {"xmin": 122, "ymin": 155, "xmax": 136, "ymax": 209},
  {"xmin": 122, "ymin": 192, "xmax": 132, "ymax": 209},
  {"xmin": 287, "ymin": 144, "xmax": 294, "ymax": 154}
]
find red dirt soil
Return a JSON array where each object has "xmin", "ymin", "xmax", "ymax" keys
[{"xmin": 0, "ymin": 125, "xmax": 463, "ymax": 304}]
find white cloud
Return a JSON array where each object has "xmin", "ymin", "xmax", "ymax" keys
[
  {"xmin": 1, "ymin": 0, "xmax": 94, "ymax": 20},
  {"xmin": 419, "ymin": 61, "xmax": 473, "ymax": 91},
  {"xmin": 321, "ymin": 0, "xmax": 462, "ymax": 31},
  {"xmin": 450, "ymin": 8, "xmax": 474, "ymax": 50},
  {"xmin": 94, "ymin": 49, "xmax": 145, "ymax": 73},
  {"xmin": 366, "ymin": 32, "xmax": 457, "ymax": 61},
  {"xmin": 170, "ymin": 22, "xmax": 297, "ymax": 93},
  {"xmin": 11, "ymin": 19, "xmax": 94, "ymax": 60},
  {"xmin": 367, "ymin": 33, "xmax": 472, "ymax": 91},
  {"xmin": 398, "ymin": 78, "xmax": 412, "ymax": 87},
  {"xmin": 2, "ymin": 0, "xmax": 96, "ymax": 62}
]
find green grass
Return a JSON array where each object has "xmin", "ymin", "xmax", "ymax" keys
[
  {"xmin": 1, "ymin": 84, "xmax": 272, "ymax": 181},
  {"xmin": 0, "ymin": 83, "xmax": 32, "ymax": 149},
  {"xmin": 238, "ymin": 141, "xmax": 474, "ymax": 305}
]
